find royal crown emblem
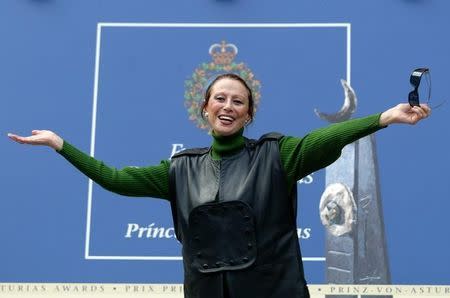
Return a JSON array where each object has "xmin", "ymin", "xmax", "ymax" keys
[{"xmin": 184, "ymin": 41, "xmax": 261, "ymax": 130}]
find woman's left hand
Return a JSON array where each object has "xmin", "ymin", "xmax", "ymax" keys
[{"xmin": 379, "ymin": 103, "xmax": 431, "ymax": 126}]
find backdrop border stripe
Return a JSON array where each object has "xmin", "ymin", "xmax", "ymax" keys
[{"xmin": 86, "ymin": 22, "xmax": 351, "ymax": 261}]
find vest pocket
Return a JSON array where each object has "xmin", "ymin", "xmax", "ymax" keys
[{"xmin": 187, "ymin": 200, "xmax": 257, "ymax": 273}]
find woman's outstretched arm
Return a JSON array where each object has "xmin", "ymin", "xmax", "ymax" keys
[
  {"xmin": 8, "ymin": 130, "xmax": 170, "ymax": 199},
  {"xmin": 280, "ymin": 103, "xmax": 431, "ymax": 189}
]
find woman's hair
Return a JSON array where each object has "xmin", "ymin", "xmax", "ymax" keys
[{"xmin": 201, "ymin": 73, "xmax": 255, "ymax": 123}]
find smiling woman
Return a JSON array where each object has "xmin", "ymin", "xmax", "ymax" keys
[
  {"xmin": 201, "ymin": 73, "xmax": 254, "ymax": 136},
  {"xmin": 7, "ymin": 73, "xmax": 431, "ymax": 298},
  {"xmin": 203, "ymin": 79, "xmax": 250, "ymax": 135}
]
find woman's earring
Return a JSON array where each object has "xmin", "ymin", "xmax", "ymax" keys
[{"xmin": 204, "ymin": 111, "xmax": 209, "ymax": 118}]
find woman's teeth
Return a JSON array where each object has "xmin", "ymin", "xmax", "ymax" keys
[{"xmin": 219, "ymin": 115, "xmax": 234, "ymax": 122}]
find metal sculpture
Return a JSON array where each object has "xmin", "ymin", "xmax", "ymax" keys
[{"xmin": 317, "ymin": 80, "xmax": 391, "ymax": 298}]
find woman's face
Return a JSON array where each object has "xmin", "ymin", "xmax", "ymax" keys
[{"xmin": 204, "ymin": 78, "xmax": 251, "ymax": 136}]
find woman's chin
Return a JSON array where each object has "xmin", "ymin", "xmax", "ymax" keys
[{"xmin": 213, "ymin": 126, "xmax": 239, "ymax": 137}]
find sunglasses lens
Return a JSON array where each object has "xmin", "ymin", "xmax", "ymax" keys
[
  {"xmin": 408, "ymin": 91, "xmax": 420, "ymax": 107},
  {"xmin": 410, "ymin": 76, "xmax": 421, "ymax": 87}
]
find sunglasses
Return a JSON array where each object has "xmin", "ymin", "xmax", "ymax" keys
[{"xmin": 408, "ymin": 67, "xmax": 446, "ymax": 109}]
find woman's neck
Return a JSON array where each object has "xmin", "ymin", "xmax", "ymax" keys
[{"xmin": 211, "ymin": 128, "xmax": 245, "ymax": 160}]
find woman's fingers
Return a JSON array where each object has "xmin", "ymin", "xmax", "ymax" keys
[
  {"xmin": 8, "ymin": 133, "xmax": 35, "ymax": 144},
  {"xmin": 8, "ymin": 131, "xmax": 45, "ymax": 145},
  {"xmin": 411, "ymin": 106, "xmax": 426, "ymax": 119},
  {"xmin": 421, "ymin": 104, "xmax": 432, "ymax": 117},
  {"xmin": 7, "ymin": 133, "xmax": 22, "ymax": 143},
  {"xmin": 412, "ymin": 105, "xmax": 431, "ymax": 120}
]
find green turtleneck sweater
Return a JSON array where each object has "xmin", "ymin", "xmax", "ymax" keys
[{"xmin": 58, "ymin": 113, "xmax": 385, "ymax": 199}]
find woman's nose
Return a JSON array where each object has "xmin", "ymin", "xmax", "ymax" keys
[{"xmin": 223, "ymin": 99, "xmax": 233, "ymax": 110}]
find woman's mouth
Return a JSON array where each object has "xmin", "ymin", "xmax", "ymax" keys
[{"xmin": 218, "ymin": 115, "xmax": 235, "ymax": 125}]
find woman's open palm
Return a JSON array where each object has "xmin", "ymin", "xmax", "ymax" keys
[{"xmin": 8, "ymin": 130, "xmax": 63, "ymax": 151}]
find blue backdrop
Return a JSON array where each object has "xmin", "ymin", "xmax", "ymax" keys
[{"xmin": 1, "ymin": 0, "xmax": 449, "ymax": 285}]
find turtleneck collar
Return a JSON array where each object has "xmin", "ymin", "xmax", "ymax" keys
[{"xmin": 211, "ymin": 127, "xmax": 245, "ymax": 160}]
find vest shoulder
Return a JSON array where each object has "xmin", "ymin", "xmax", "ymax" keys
[
  {"xmin": 171, "ymin": 147, "xmax": 209, "ymax": 159},
  {"xmin": 245, "ymin": 132, "xmax": 284, "ymax": 147},
  {"xmin": 259, "ymin": 132, "xmax": 284, "ymax": 141}
]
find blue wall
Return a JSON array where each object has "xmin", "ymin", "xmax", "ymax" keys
[{"xmin": 1, "ymin": 0, "xmax": 449, "ymax": 284}]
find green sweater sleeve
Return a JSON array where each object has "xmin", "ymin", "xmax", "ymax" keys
[
  {"xmin": 57, "ymin": 141, "xmax": 170, "ymax": 199},
  {"xmin": 279, "ymin": 113, "xmax": 386, "ymax": 190}
]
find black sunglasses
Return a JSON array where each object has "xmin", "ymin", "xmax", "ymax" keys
[
  {"xmin": 408, "ymin": 67, "xmax": 446, "ymax": 109},
  {"xmin": 408, "ymin": 68, "xmax": 430, "ymax": 107}
]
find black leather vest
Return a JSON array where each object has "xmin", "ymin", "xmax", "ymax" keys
[{"xmin": 169, "ymin": 133, "xmax": 310, "ymax": 298}]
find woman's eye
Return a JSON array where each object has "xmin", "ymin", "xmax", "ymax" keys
[
  {"xmin": 233, "ymin": 100, "xmax": 243, "ymax": 105},
  {"xmin": 215, "ymin": 96, "xmax": 225, "ymax": 101}
]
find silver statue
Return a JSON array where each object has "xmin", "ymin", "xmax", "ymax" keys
[{"xmin": 316, "ymin": 81, "xmax": 391, "ymax": 298}]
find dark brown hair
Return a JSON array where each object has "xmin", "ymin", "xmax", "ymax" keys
[{"xmin": 201, "ymin": 73, "xmax": 254, "ymax": 123}]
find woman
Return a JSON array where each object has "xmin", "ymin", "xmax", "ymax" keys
[{"xmin": 8, "ymin": 73, "xmax": 431, "ymax": 298}]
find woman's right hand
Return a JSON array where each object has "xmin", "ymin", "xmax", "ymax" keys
[
  {"xmin": 8, "ymin": 130, "xmax": 64, "ymax": 151},
  {"xmin": 379, "ymin": 103, "xmax": 431, "ymax": 126}
]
